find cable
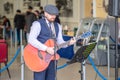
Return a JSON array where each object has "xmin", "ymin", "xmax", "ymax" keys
[
  {"xmin": 0, "ymin": 47, "xmax": 21, "ymax": 73},
  {"xmin": 109, "ymin": 36, "xmax": 120, "ymax": 46},
  {"xmin": 57, "ymin": 63, "xmax": 68, "ymax": 70},
  {"xmin": 94, "ymin": 51, "xmax": 106, "ymax": 80},
  {"xmin": 88, "ymin": 56, "xmax": 107, "ymax": 80}
]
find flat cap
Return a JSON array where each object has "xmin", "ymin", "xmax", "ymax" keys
[{"xmin": 44, "ymin": 4, "xmax": 59, "ymax": 15}]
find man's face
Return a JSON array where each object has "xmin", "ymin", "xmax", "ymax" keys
[{"xmin": 44, "ymin": 12, "xmax": 56, "ymax": 22}]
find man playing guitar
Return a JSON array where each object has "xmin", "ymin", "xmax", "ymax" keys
[{"xmin": 25, "ymin": 4, "xmax": 76, "ymax": 80}]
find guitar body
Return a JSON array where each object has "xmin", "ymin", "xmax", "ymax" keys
[
  {"xmin": 23, "ymin": 39, "xmax": 60, "ymax": 72},
  {"xmin": 24, "ymin": 31, "xmax": 92, "ymax": 72}
]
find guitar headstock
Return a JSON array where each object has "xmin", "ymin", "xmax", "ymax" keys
[{"xmin": 80, "ymin": 31, "xmax": 92, "ymax": 39}]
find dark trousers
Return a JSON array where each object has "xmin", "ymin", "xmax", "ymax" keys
[
  {"xmin": 17, "ymin": 29, "xmax": 20, "ymax": 44},
  {"xmin": 34, "ymin": 60, "xmax": 57, "ymax": 80}
]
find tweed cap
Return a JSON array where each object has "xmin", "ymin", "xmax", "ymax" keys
[{"xmin": 44, "ymin": 4, "xmax": 59, "ymax": 15}]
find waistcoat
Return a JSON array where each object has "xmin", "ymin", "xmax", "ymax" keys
[{"xmin": 37, "ymin": 18, "xmax": 59, "ymax": 43}]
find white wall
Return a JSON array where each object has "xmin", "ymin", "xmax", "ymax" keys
[{"xmin": 60, "ymin": 0, "xmax": 82, "ymax": 30}]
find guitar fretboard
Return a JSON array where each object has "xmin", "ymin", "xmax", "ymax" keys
[{"xmin": 55, "ymin": 31, "xmax": 92, "ymax": 51}]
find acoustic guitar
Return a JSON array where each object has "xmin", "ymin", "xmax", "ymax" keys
[{"xmin": 23, "ymin": 31, "xmax": 92, "ymax": 72}]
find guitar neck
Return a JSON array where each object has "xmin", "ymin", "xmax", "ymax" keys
[
  {"xmin": 56, "ymin": 31, "xmax": 92, "ymax": 51},
  {"xmin": 57, "ymin": 36, "xmax": 82, "ymax": 50},
  {"xmin": 57, "ymin": 40, "xmax": 70, "ymax": 50}
]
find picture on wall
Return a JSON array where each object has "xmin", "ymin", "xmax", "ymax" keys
[
  {"xmin": 23, "ymin": 0, "xmax": 41, "ymax": 8},
  {"xmin": 3, "ymin": 1, "xmax": 13, "ymax": 14},
  {"xmin": 55, "ymin": 0, "xmax": 73, "ymax": 17}
]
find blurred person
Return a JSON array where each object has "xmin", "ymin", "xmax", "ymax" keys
[
  {"xmin": 34, "ymin": 10, "xmax": 40, "ymax": 20},
  {"xmin": 24, "ymin": 6, "xmax": 37, "ymax": 42},
  {"xmin": 14, "ymin": 9, "xmax": 25, "ymax": 45},
  {"xmin": 55, "ymin": 3, "xmax": 61, "ymax": 24},
  {"xmin": 39, "ymin": 6, "xmax": 44, "ymax": 19},
  {"xmin": 1, "ymin": 16, "xmax": 11, "ymax": 39}
]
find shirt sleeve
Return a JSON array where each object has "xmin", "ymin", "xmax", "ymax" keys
[
  {"xmin": 56, "ymin": 23, "xmax": 66, "ymax": 45},
  {"xmin": 28, "ymin": 21, "xmax": 47, "ymax": 51}
]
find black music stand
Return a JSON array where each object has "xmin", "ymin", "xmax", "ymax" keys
[{"xmin": 67, "ymin": 42, "xmax": 97, "ymax": 80}]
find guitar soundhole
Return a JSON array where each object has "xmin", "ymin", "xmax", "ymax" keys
[{"xmin": 38, "ymin": 50, "xmax": 43, "ymax": 60}]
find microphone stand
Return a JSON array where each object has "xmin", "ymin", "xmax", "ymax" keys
[
  {"xmin": 114, "ymin": 17, "xmax": 119, "ymax": 80},
  {"xmin": 50, "ymin": 22, "xmax": 58, "ymax": 80},
  {"xmin": 52, "ymin": 34, "xmax": 58, "ymax": 80}
]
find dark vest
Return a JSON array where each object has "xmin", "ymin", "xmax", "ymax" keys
[{"xmin": 37, "ymin": 19, "xmax": 59, "ymax": 43}]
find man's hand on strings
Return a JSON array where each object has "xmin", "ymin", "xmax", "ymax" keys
[
  {"xmin": 69, "ymin": 37, "xmax": 76, "ymax": 45},
  {"xmin": 46, "ymin": 47, "xmax": 55, "ymax": 55}
]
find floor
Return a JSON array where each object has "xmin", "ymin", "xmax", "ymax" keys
[{"xmin": 0, "ymin": 44, "xmax": 120, "ymax": 80}]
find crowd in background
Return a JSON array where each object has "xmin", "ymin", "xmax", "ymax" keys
[{"xmin": 0, "ymin": 5, "xmax": 60, "ymax": 45}]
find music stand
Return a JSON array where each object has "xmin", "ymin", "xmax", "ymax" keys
[{"xmin": 67, "ymin": 42, "xmax": 97, "ymax": 80}]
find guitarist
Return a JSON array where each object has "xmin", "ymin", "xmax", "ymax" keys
[{"xmin": 28, "ymin": 4, "xmax": 76, "ymax": 80}]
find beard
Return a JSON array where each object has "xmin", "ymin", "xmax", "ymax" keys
[
  {"xmin": 44, "ymin": 13, "xmax": 56, "ymax": 22},
  {"xmin": 47, "ymin": 18, "xmax": 55, "ymax": 22}
]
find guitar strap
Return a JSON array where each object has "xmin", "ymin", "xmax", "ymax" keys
[
  {"xmin": 51, "ymin": 22, "xmax": 60, "ymax": 53},
  {"xmin": 51, "ymin": 22, "xmax": 56, "ymax": 40}
]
